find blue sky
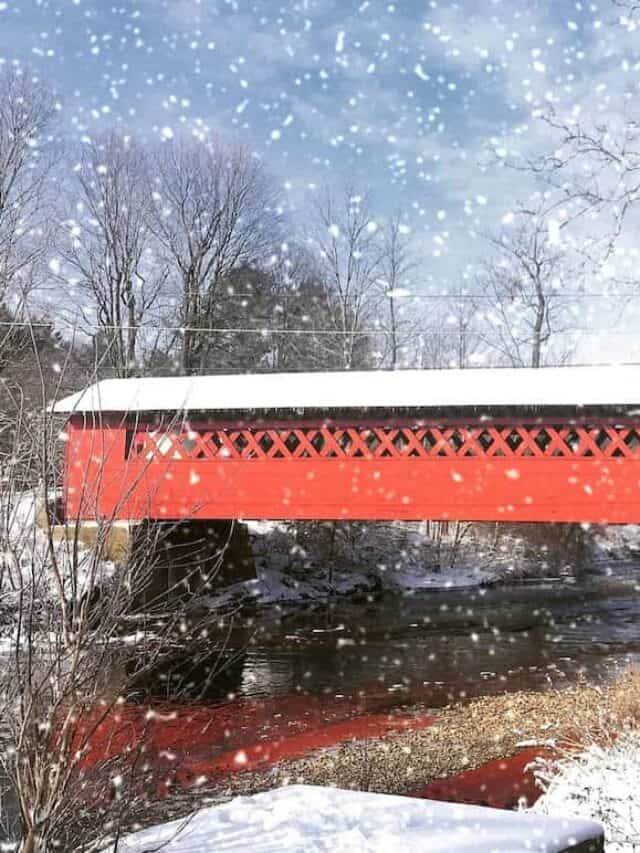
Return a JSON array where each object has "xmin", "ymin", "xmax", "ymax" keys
[
  {"xmin": 0, "ymin": 1, "xmax": 608, "ymax": 209},
  {"xmin": 2, "ymin": 0, "xmax": 640, "ymax": 354}
]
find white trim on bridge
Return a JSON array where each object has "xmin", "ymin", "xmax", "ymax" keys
[{"xmin": 51, "ymin": 364, "xmax": 640, "ymax": 414}]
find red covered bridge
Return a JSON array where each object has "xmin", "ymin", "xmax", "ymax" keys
[{"xmin": 52, "ymin": 365, "xmax": 640, "ymax": 525}]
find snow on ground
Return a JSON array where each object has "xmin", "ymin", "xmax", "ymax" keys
[
  {"xmin": 205, "ymin": 518, "xmax": 640, "ymax": 611},
  {"xmin": 6, "ymin": 494, "xmax": 640, "ymax": 616},
  {"xmin": 371, "ymin": 561, "xmax": 494, "ymax": 591},
  {"xmin": 205, "ymin": 520, "xmax": 498, "ymax": 611},
  {"xmin": 532, "ymin": 730, "xmax": 640, "ymax": 852},
  {"xmin": 108, "ymin": 784, "xmax": 603, "ymax": 853},
  {"xmin": 204, "ymin": 560, "xmax": 377, "ymax": 613},
  {"xmin": 0, "ymin": 490, "xmax": 116, "ymax": 609},
  {"xmin": 594, "ymin": 524, "xmax": 640, "ymax": 560},
  {"xmin": 249, "ymin": 562, "xmax": 375, "ymax": 602},
  {"xmin": 249, "ymin": 520, "xmax": 496, "ymax": 598}
]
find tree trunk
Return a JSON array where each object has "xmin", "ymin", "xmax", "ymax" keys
[
  {"xmin": 388, "ymin": 296, "xmax": 398, "ymax": 369},
  {"xmin": 531, "ymin": 290, "xmax": 545, "ymax": 368}
]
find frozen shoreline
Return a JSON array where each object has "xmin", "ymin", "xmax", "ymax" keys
[
  {"xmin": 5, "ymin": 493, "xmax": 640, "ymax": 614},
  {"xmin": 205, "ymin": 518, "xmax": 638, "ymax": 611},
  {"xmin": 106, "ymin": 676, "xmax": 640, "ymax": 852}
]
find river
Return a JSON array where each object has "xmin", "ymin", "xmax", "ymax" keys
[
  {"xmin": 187, "ymin": 565, "xmax": 640, "ymax": 707},
  {"xmin": 1, "ymin": 565, "xmax": 639, "ymax": 844}
]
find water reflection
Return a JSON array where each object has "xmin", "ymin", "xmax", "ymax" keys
[
  {"xmin": 0, "ymin": 567, "xmax": 638, "ymax": 836},
  {"xmin": 174, "ymin": 570, "xmax": 640, "ymax": 705}
]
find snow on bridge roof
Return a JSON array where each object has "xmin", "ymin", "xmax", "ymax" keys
[{"xmin": 51, "ymin": 364, "xmax": 640, "ymax": 414}]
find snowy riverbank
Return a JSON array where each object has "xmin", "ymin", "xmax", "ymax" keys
[
  {"xmin": 109, "ymin": 784, "xmax": 603, "ymax": 853},
  {"xmin": 102, "ymin": 676, "xmax": 640, "ymax": 852},
  {"xmin": 4, "ymin": 493, "xmax": 640, "ymax": 614},
  {"xmin": 206, "ymin": 518, "xmax": 638, "ymax": 610}
]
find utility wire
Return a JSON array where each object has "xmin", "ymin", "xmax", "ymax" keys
[
  {"xmin": 3, "ymin": 318, "xmax": 640, "ymax": 337},
  {"xmin": 190, "ymin": 290, "xmax": 640, "ymax": 300},
  {"xmin": 0, "ymin": 323, "xmax": 635, "ymax": 337}
]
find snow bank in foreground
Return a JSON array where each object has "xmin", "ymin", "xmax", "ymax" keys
[
  {"xmin": 533, "ymin": 731, "xmax": 640, "ymax": 852},
  {"xmin": 111, "ymin": 784, "xmax": 603, "ymax": 853}
]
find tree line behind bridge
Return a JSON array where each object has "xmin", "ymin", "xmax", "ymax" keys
[{"xmin": 1, "ymin": 62, "xmax": 619, "ymax": 410}]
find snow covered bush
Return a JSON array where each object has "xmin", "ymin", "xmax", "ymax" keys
[
  {"xmin": 0, "ymin": 395, "xmax": 235, "ymax": 850},
  {"xmin": 533, "ymin": 730, "xmax": 640, "ymax": 852}
]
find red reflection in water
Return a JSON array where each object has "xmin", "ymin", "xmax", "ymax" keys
[
  {"xmin": 75, "ymin": 693, "xmax": 434, "ymax": 794},
  {"xmin": 74, "ymin": 690, "xmax": 571, "ymax": 810},
  {"xmin": 414, "ymin": 747, "xmax": 557, "ymax": 810}
]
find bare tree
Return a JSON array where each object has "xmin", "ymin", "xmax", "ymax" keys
[
  {"xmin": 507, "ymin": 110, "xmax": 640, "ymax": 264},
  {"xmin": 421, "ymin": 291, "xmax": 484, "ymax": 370},
  {"xmin": 482, "ymin": 7, "xmax": 640, "ymax": 351},
  {"xmin": 265, "ymin": 243, "xmax": 341, "ymax": 371},
  {"xmin": 478, "ymin": 210, "xmax": 574, "ymax": 368},
  {"xmin": 0, "ymin": 66, "xmax": 57, "ymax": 308},
  {"xmin": 311, "ymin": 188, "xmax": 383, "ymax": 370},
  {"xmin": 150, "ymin": 137, "xmax": 280, "ymax": 374},
  {"xmin": 487, "ymin": 0, "xmax": 640, "ymax": 268},
  {"xmin": 60, "ymin": 133, "xmax": 167, "ymax": 377},
  {"xmin": 0, "ymin": 332, "xmax": 242, "ymax": 851},
  {"xmin": 203, "ymin": 263, "xmax": 278, "ymax": 371},
  {"xmin": 379, "ymin": 216, "xmax": 417, "ymax": 369},
  {"xmin": 612, "ymin": 0, "xmax": 640, "ymax": 15}
]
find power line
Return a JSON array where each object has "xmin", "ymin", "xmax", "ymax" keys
[
  {"xmin": 403, "ymin": 291, "xmax": 640, "ymax": 300},
  {"xmin": 200, "ymin": 290, "xmax": 640, "ymax": 301},
  {"xmin": 91, "ymin": 360, "xmax": 640, "ymax": 375},
  {"xmin": 3, "ymin": 317, "xmax": 640, "ymax": 338}
]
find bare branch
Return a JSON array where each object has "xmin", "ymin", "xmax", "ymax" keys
[
  {"xmin": 58, "ymin": 132, "xmax": 168, "ymax": 377},
  {"xmin": 379, "ymin": 215, "xmax": 419, "ymax": 369},
  {"xmin": 149, "ymin": 137, "xmax": 281, "ymax": 374},
  {"xmin": 309, "ymin": 187, "xmax": 384, "ymax": 369},
  {"xmin": 477, "ymin": 206, "xmax": 576, "ymax": 368},
  {"xmin": 0, "ymin": 66, "xmax": 58, "ymax": 307}
]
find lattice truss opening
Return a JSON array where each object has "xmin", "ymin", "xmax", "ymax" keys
[{"xmin": 128, "ymin": 423, "xmax": 640, "ymax": 462}]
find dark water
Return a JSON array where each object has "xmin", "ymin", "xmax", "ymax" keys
[{"xmin": 208, "ymin": 566, "xmax": 640, "ymax": 708}]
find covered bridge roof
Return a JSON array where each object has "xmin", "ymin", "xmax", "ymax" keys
[{"xmin": 51, "ymin": 365, "xmax": 640, "ymax": 414}]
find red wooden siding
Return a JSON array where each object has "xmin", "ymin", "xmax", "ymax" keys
[{"xmin": 63, "ymin": 416, "xmax": 640, "ymax": 523}]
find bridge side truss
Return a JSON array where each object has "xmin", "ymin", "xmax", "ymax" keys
[{"xmin": 63, "ymin": 416, "xmax": 640, "ymax": 524}]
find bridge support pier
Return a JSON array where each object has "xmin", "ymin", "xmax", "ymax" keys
[
  {"xmin": 43, "ymin": 514, "xmax": 256, "ymax": 604},
  {"xmin": 131, "ymin": 520, "xmax": 256, "ymax": 602},
  {"xmin": 131, "ymin": 520, "xmax": 256, "ymax": 605},
  {"xmin": 142, "ymin": 519, "xmax": 255, "ymax": 589}
]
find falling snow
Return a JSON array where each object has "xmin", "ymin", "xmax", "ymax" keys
[{"xmin": 1, "ymin": 0, "xmax": 640, "ymax": 849}]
